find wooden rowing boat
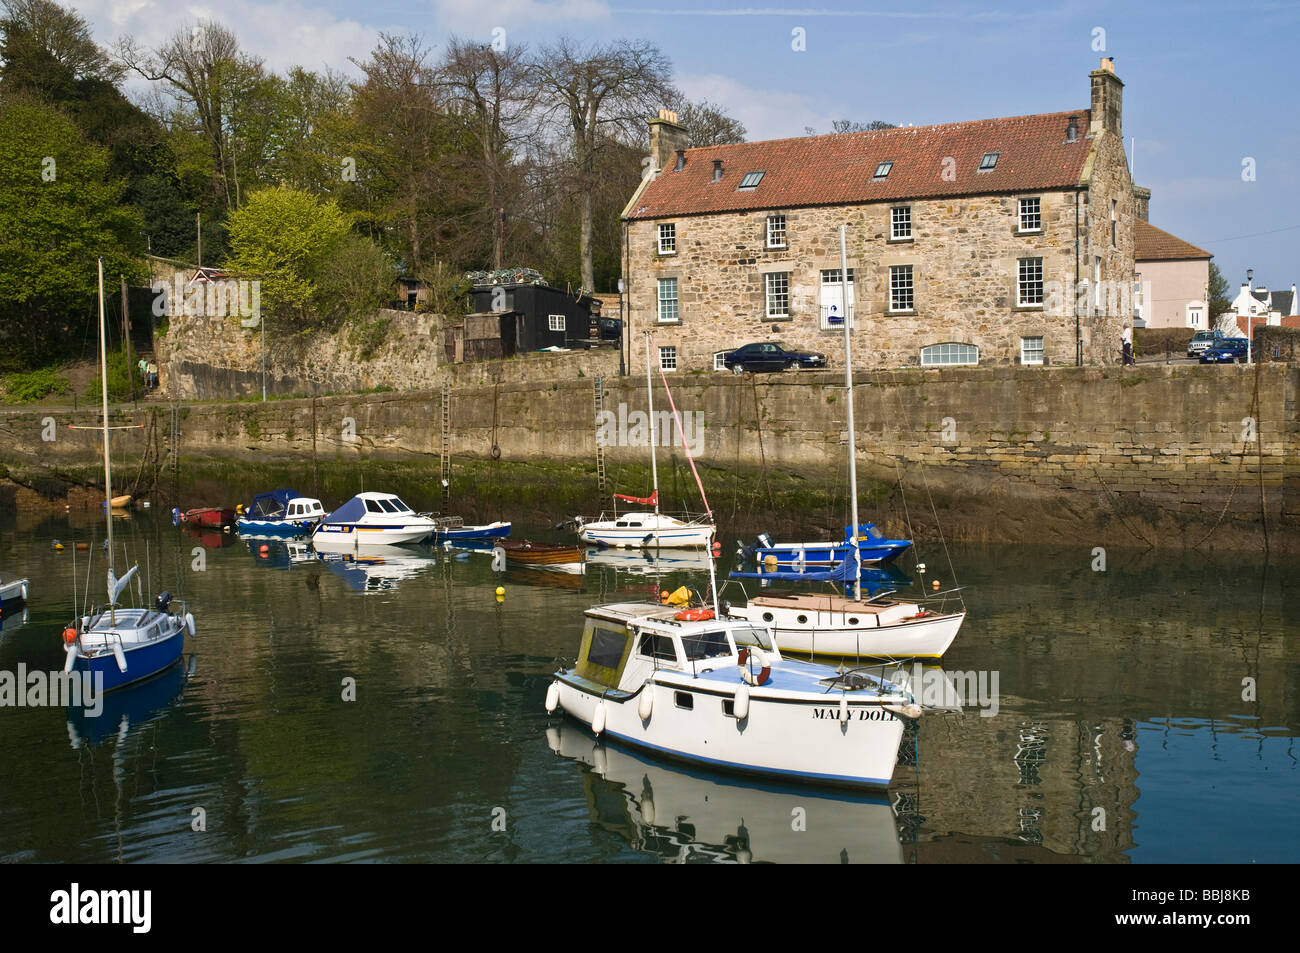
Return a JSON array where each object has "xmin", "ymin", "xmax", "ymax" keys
[{"xmin": 493, "ymin": 540, "xmax": 585, "ymax": 567}]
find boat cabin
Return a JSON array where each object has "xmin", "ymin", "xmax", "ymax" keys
[
  {"xmin": 574, "ymin": 603, "xmax": 777, "ymax": 695},
  {"xmin": 325, "ymin": 492, "xmax": 418, "ymax": 522},
  {"xmin": 286, "ymin": 498, "xmax": 325, "ymax": 521},
  {"xmin": 245, "ymin": 489, "xmax": 324, "ymax": 522}
]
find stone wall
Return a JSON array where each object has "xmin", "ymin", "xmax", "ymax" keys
[
  {"xmin": 9, "ymin": 364, "xmax": 1293, "ymax": 543},
  {"xmin": 155, "ymin": 302, "xmax": 620, "ymax": 400}
]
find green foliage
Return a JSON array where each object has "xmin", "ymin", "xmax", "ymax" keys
[
  {"xmin": 0, "ymin": 97, "xmax": 143, "ymax": 366},
  {"xmin": 1134, "ymin": 327, "xmax": 1194, "ymax": 357},
  {"xmin": 1207, "ymin": 261, "xmax": 1232, "ymax": 321},
  {"xmin": 85, "ymin": 348, "xmax": 143, "ymax": 401},
  {"xmin": 224, "ymin": 186, "xmax": 352, "ymax": 328},
  {"xmin": 348, "ymin": 314, "xmax": 392, "ymax": 360},
  {"xmin": 2, "ymin": 366, "xmax": 70, "ymax": 403},
  {"xmin": 315, "ymin": 233, "xmax": 396, "ymax": 328}
]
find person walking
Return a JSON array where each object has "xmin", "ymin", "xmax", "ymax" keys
[{"xmin": 1121, "ymin": 325, "xmax": 1134, "ymax": 365}]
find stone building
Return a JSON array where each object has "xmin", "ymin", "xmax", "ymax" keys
[{"xmin": 621, "ymin": 59, "xmax": 1135, "ymax": 372}]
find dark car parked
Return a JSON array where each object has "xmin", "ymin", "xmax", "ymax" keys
[
  {"xmin": 722, "ymin": 342, "xmax": 828, "ymax": 374},
  {"xmin": 1199, "ymin": 338, "xmax": 1250, "ymax": 364}
]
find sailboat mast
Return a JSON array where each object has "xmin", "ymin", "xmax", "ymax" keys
[
  {"xmin": 644, "ymin": 332, "xmax": 660, "ymax": 517},
  {"xmin": 98, "ymin": 258, "xmax": 116, "ymax": 622},
  {"xmin": 839, "ymin": 226, "xmax": 860, "ymax": 601}
]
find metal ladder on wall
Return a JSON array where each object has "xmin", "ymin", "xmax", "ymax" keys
[
  {"xmin": 593, "ymin": 377, "xmax": 607, "ymax": 493},
  {"xmin": 440, "ymin": 382, "xmax": 451, "ymax": 513}
]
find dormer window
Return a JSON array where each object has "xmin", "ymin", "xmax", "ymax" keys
[
  {"xmin": 979, "ymin": 152, "xmax": 999, "ymax": 172},
  {"xmin": 738, "ymin": 171, "xmax": 764, "ymax": 189},
  {"xmin": 874, "ymin": 161, "xmax": 893, "ymax": 180}
]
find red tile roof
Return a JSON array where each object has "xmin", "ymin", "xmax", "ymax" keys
[
  {"xmin": 627, "ymin": 110, "xmax": 1094, "ymax": 220},
  {"xmin": 1135, "ymin": 220, "xmax": 1211, "ymax": 261}
]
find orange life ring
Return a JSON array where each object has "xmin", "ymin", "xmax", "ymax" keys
[
  {"xmin": 675, "ymin": 608, "xmax": 715, "ymax": 622},
  {"xmin": 737, "ymin": 647, "xmax": 771, "ymax": 686},
  {"xmin": 62, "ymin": 627, "xmax": 78, "ymax": 644}
]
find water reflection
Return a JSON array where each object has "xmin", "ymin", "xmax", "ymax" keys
[{"xmin": 547, "ymin": 720, "xmax": 902, "ymax": 864}]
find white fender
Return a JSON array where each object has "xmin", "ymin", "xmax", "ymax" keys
[
  {"xmin": 545, "ymin": 681, "xmax": 560, "ymax": 713},
  {"xmin": 637, "ymin": 685, "xmax": 654, "ymax": 720},
  {"xmin": 185, "ymin": 612, "xmax": 196, "ymax": 636},
  {"xmin": 839, "ymin": 694, "xmax": 849, "ymax": 722},
  {"xmin": 733, "ymin": 683, "xmax": 750, "ymax": 721},
  {"xmin": 111, "ymin": 642, "xmax": 127, "ymax": 673},
  {"xmin": 20, "ymin": 581, "xmax": 27, "ymax": 601},
  {"xmin": 63, "ymin": 643, "xmax": 78, "ymax": 673},
  {"xmin": 592, "ymin": 700, "xmax": 607, "ymax": 735}
]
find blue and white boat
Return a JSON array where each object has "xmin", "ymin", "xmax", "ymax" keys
[
  {"xmin": 547, "ymin": 602, "xmax": 920, "ymax": 789},
  {"xmin": 61, "ymin": 258, "xmax": 194, "ymax": 695},
  {"xmin": 752, "ymin": 524, "xmax": 911, "ymax": 567},
  {"xmin": 312, "ymin": 492, "xmax": 439, "ymax": 550},
  {"xmin": 236, "ymin": 489, "xmax": 326, "ymax": 537},
  {"xmin": 429, "ymin": 516, "xmax": 511, "ymax": 542},
  {"xmin": 0, "ymin": 574, "xmax": 28, "ymax": 610}
]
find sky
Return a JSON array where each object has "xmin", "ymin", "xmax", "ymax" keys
[{"xmin": 69, "ymin": 0, "xmax": 1300, "ymax": 293}]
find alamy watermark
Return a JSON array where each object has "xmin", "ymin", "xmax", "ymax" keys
[
  {"xmin": 151, "ymin": 276, "xmax": 261, "ymax": 325},
  {"xmin": 887, "ymin": 663, "xmax": 1000, "ymax": 717},
  {"xmin": 596, "ymin": 403, "xmax": 704, "ymax": 456},
  {"xmin": 0, "ymin": 665, "xmax": 104, "ymax": 717}
]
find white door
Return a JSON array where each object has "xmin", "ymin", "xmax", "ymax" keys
[{"xmin": 820, "ymin": 269, "xmax": 854, "ymax": 329}]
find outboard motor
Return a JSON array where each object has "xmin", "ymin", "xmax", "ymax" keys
[
  {"xmin": 155, "ymin": 591, "xmax": 172, "ymax": 613},
  {"xmin": 756, "ymin": 532, "xmax": 773, "ymax": 550}
]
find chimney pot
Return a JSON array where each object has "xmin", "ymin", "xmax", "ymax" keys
[
  {"xmin": 1100, "ymin": 56, "xmax": 1114, "ymax": 72},
  {"xmin": 712, "ymin": 158, "xmax": 723, "ymax": 183}
]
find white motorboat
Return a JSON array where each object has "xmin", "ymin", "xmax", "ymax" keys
[
  {"xmin": 311, "ymin": 492, "xmax": 438, "ymax": 550},
  {"xmin": 0, "ymin": 575, "xmax": 28, "ymax": 607},
  {"xmin": 547, "ymin": 719, "xmax": 903, "ymax": 863},
  {"xmin": 727, "ymin": 227, "xmax": 966, "ymax": 660},
  {"xmin": 546, "ymin": 602, "xmax": 919, "ymax": 789}
]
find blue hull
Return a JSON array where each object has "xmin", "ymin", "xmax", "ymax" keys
[
  {"xmin": 68, "ymin": 663, "xmax": 186, "ymax": 741},
  {"xmin": 74, "ymin": 627, "xmax": 186, "ymax": 693},
  {"xmin": 434, "ymin": 522, "xmax": 512, "ymax": 541},
  {"xmin": 237, "ymin": 518, "xmax": 318, "ymax": 538},
  {"xmin": 758, "ymin": 540, "xmax": 911, "ymax": 565}
]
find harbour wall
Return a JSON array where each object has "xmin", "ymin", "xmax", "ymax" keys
[{"xmin": 3, "ymin": 363, "xmax": 1296, "ymax": 550}]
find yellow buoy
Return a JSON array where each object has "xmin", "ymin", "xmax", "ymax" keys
[
  {"xmin": 495, "ymin": 586, "xmax": 505, "ymax": 597},
  {"xmin": 932, "ymin": 580, "xmax": 940, "ymax": 590}
]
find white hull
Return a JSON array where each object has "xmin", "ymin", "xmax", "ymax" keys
[
  {"xmin": 312, "ymin": 524, "xmax": 434, "ymax": 548},
  {"xmin": 578, "ymin": 512, "xmax": 714, "ymax": 548},
  {"xmin": 730, "ymin": 598, "xmax": 964, "ymax": 660},
  {"xmin": 554, "ymin": 674, "xmax": 905, "ymax": 788}
]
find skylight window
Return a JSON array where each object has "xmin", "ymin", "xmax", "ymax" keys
[
  {"xmin": 874, "ymin": 161, "xmax": 893, "ymax": 179},
  {"xmin": 979, "ymin": 152, "xmax": 999, "ymax": 171},
  {"xmin": 738, "ymin": 171, "xmax": 764, "ymax": 189}
]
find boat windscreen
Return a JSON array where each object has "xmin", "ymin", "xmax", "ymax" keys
[
  {"xmin": 575, "ymin": 620, "xmax": 632, "ymax": 689},
  {"xmin": 391, "ymin": 497, "xmax": 412, "ymax": 513},
  {"xmin": 730, "ymin": 625, "xmax": 774, "ymax": 652},
  {"xmin": 377, "ymin": 499, "xmax": 400, "ymax": 513},
  {"xmin": 681, "ymin": 630, "xmax": 732, "ymax": 661}
]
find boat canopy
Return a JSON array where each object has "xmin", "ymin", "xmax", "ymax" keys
[
  {"xmin": 249, "ymin": 489, "xmax": 301, "ymax": 519},
  {"xmin": 323, "ymin": 496, "xmax": 367, "ymax": 523},
  {"xmin": 575, "ymin": 617, "xmax": 634, "ymax": 690}
]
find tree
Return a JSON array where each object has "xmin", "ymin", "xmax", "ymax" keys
[
  {"xmin": 117, "ymin": 20, "xmax": 266, "ymax": 211},
  {"xmin": 829, "ymin": 119, "xmax": 897, "ymax": 133},
  {"xmin": 534, "ymin": 37, "xmax": 676, "ymax": 292},
  {"xmin": 224, "ymin": 186, "xmax": 351, "ymax": 327},
  {"xmin": 439, "ymin": 37, "xmax": 536, "ymax": 270},
  {"xmin": 674, "ymin": 99, "xmax": 746, "ymax": 147},
  {"xmin": 1207, "ymin": 260, "xmax": 1231, "ymax": 320},
  {"xmin": 0, "ymin": 97, "xmax": 142, "ymax": 366},
  {"xmin": 0, "ymin": 0, "xmax": 120, "ymax": 91}
]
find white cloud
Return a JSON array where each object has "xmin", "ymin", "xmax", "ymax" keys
[
  {"xmin": 677, "ymin": 71, "xmax": 843, "ymax": 142},
  {"xmin": 429, "ymin": 0, "xmax": 611, "ymax": 36},
  {"xmin": 75, "ymin": 0, "xmax": 378, "ymax": 77}
]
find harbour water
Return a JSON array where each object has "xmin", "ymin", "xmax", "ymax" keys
[{"xmin": 1, "ymin": 512, "xmax": 1295, "ymax": 863}]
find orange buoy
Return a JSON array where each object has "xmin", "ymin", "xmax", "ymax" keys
[
  {"xmin": 259, "ymin": 544, "xmax": 270, "ymax": 554},
  {"xmin": 675, "ymin": 608, "xmax": 715, "ymax": 622},
  {"xmin": 660, "ymin": 590, "xmax": 670, "ymax": 604},
  {"xmin": 62, "ymin": 627, "xmax": 78, "ymax": 644}
]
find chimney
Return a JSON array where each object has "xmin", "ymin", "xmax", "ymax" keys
[
  {"xmin": 648, "ymin": 108, "xmax": 688, "ymax": 175},
  {"xmin": 1131, "ymin": 185, "xmax": 1150, "ymax": 222},
  {"xmin": 1089, "ymin": 56, "xmax": 1123, "ymax": 138},
  {"xmin": 712, "ymin": 158, "xmax": 723, "ymax": 183},
  {"xmin": 1066, "ymin": 115, "xmax": 1078, "ymax": 142},
  {"xmin": 1292, "ymin": 284, "xmax": 1298, "ymax": 316},
  {"xmin": 674, "ymin": 148, "xmax": 686, "ymax": 172}
]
